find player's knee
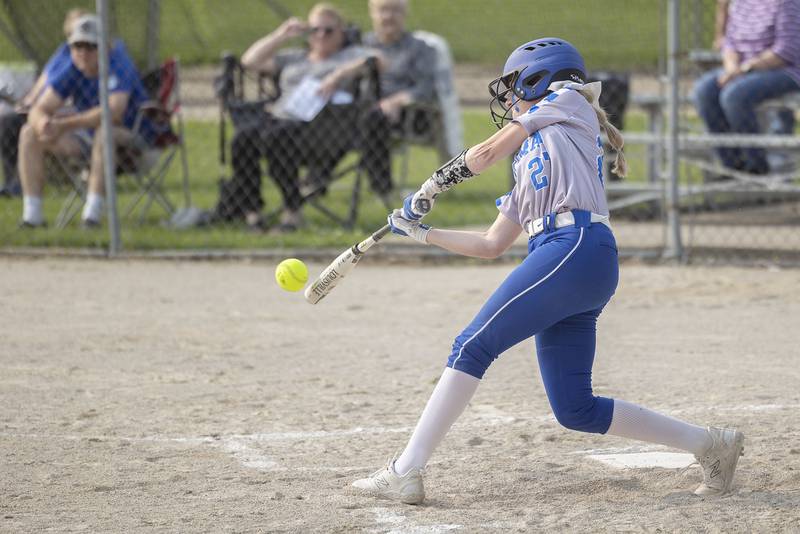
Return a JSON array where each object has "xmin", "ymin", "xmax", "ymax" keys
[
  {"xmin": 692, "ymin": 72, "xmax": 719, "ymax": 108},
  {"xmin": 19, "ymin": 123, "xmax": 40, "ymax": 147},
  {"xmin": 551, "ymin": 397, "xmax": 609, "ymax": 434},
  {"xmin": 232, "ymin": 129, "xmax": 259, "ymax": 157},
  {"xmin": 446, "ymin": 335, "xmax": 496, "ymax": 379},
  {"xmin": 719, "ymin": 87, "xmax": 749, "ymax": 116}
]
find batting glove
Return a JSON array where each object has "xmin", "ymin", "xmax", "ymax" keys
[
  {"xmin": 402, "ymin": 181, "xmax": 438, "ymax": 221},
  {"xmin": 388, "ymin": 209, "xmax": 431, "ymax": 244},
  {"xmin": 403, "ymin": 150, "xmax": 477, "ymax": 220}
]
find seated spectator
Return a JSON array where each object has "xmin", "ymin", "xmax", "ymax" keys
[
  {"xmin": 18, "ymin": 14, "xmax": 160, "ymax": 228},
  {"xmin": 693, "ymin": 0, "xmax": 800, "ymax": 175},
  {"xmin": 213, "ymin": 3, "xmax": 376, "ymax": 231},
  {"xmin": 359, "ymin": 0, "xmax": 436, "ymax": 195},
  {"xmin": 0, "ymin": 7, "xmax": 86, "ymax": 197}
]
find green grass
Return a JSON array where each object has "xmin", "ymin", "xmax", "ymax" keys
[
  {"xmin": 0, "ymin": 0, "xmax": 713, "ymax": 70},
  {"xmin": 0, "ymin": 108, "xmax": 655, "ymax": 251}
]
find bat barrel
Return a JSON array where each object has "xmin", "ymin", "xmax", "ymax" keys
[{"xmin": 303, "ymin": 224, "xmax": 390, "ymax": 305}]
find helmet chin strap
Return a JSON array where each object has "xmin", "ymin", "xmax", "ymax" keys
[{"xmin": 512, "ymin": 94, "xmax": 521, "ymax": 114}]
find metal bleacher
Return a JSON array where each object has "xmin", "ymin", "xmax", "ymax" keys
[{"xmin": 606, "ymin": 52, "xmax": 800, "ymax": 212}]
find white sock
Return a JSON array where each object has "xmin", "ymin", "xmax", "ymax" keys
[
  {"xmin": 606, "ymin": 399, "xmax": 713, "ymax": 456},
  {"xmin": 393, "ymin": 367, "xmax": 481, "ymax": 476},
  {"xmin": 22, "ymin": 196, "xmax": 43, "ymax": 225},
  {"xmin": 82, "ymin": 193, "xmax": 104, "ymax": 222}
]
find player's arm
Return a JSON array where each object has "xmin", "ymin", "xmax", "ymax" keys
[
  {"xmin": 53, "ymin": 91, "xmax": 128, "ymax": 132},
  {"xmin": 713, "ymin": 0, "xmax": 730, "ymax": 51},
  {"xmin": 466, "ymin": 122, "xmax": 529, "ymax": 173},
  {"xmin": 399, "ymin": 122, "xmax": 528, "ymax": 221},
  {"xmin": 241, "ymin": 17, "xmax": 306, "ymax": 72},
  {"xmin": 388, "ymin": 208, "xmax": 522, "ymax": 259},
  {"xmin": 426, "ymin": 211, "xmax": 522, "ymax": 259},
  {"xmin": 318, "ymin": 54, "xmax": 384, "ymax": 98},
  {"xmin": 20, "ymin": 73, "xmax": 48, "ymax": 109},
  {"xmin": 27, "ymin": 87, "xmax": 65, "ymax": 141}
]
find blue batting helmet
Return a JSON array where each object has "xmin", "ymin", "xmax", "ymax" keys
[{"xmin": 489, "ymin": 38, "xmax": 587, "ymax": 128}]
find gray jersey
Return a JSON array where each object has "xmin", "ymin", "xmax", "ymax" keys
[
  {"xmin": 272, "ymin": 45, "xmax": 370, "ymax": 119},
  {"xmin": 496, "ymin": 87, "xmax": 609, "ymax": 229}
]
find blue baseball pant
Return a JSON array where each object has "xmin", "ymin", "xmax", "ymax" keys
[{"xmin": 447, "ymin": 210, "xmax": 619, "ymax": 434}]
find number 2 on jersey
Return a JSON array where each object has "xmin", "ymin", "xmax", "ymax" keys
[{"xmin": 528, "ymin": 132, "xmax": 549, "ymax": 191}]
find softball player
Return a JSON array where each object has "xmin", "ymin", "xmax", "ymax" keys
[{"xmin": 352, "ymin": 38, "xmax": 744, "ymax": 505}]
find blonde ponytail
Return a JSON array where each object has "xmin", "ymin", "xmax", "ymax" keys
[{"xmin": 577, "ymin": 88, "xmax": 627, "ymax": 178}]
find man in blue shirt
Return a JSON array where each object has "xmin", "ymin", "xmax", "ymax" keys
[
  {"xmin": 0, "ymin": 8, "xmax": 86, "ymax": 197},
  {"xmin": 18, "ymin": 14, "xmax": 154, "ymax": 227}
]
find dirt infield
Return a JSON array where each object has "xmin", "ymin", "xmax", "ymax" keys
[{"xmin": 1, "ymin": 257, "xmax": 799, "ymax": 532}]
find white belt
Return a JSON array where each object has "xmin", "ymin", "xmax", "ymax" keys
[{"xmin": 525, "ymin": 211, "xmax": 611, "ymax": 238}]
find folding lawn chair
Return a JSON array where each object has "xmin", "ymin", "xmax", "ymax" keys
[
  {"xmin": 55, "ymin": 57, "xmax": 190, "ymax": 228},
  {"xmin": 215, "ymin": 40, "xmax": 385, "ymax": 230}
]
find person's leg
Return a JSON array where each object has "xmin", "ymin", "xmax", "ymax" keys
[
  {"xmin": 358, "ymin": 107, "xmax": 393, "ymax": 201},
  {"xmin": 535, "ymin": 312, "xmax": 711, "ymax": 453},
  {"xmin": 263, "ymin": 120, "xmax": 304, "ymax": 215},
  {"xmin": 719, "ymin": 70, "xmax": 800, "ymax": 173},
  {"xmin": 765, "ymin": 107, "xmax": 796, "ymax": 170},
  {"xmin": 769, "ymin": 108, "xmax": 795, "ymax": 135},
  {"xmin": 392, "ymin": 367, "xmax": 480, "ymax": 477},
  {"xmin": 18, "ymin": 122, "xmax": 84, "ymax": 225},
  {"xmin": 0, "ymin": 111, "xmax": 26, "ymax": 195},
  {"xmin": 535, "ymin": 295, "xmax": 746, "ymax": 496},
  {"xmin": 536, "ymin": 309, "xmax": 743, "ymax": 496},
  {"xmin": 231, "ymin": 125, "xmax": 266, "ymax": 216},
  {"xmin": 213, "ymin": 124, "xmax": 265, "ymax": 222},
  {"xmin": 381, "ymin": 222, "xmax": 620, "ymax": 485},
  {"xmin": 82, "ymin": 127, "xmax": 135, "ymax": 223},
  {"xmin": 692, "ymin": 68, "xmax": 744, "ymax": 169}
]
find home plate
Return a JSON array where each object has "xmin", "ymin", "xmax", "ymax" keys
[{"xmin": 587, "ymin": 452, "xmax": 695, "ymax": 469}]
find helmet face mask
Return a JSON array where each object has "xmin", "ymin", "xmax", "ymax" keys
[
  {"xmin": 488, "ymin": 69, "xmax": 521, "ymax": 129},
  {"xmin": 488, "ymin": 68, "xmax": 548, "ymax": 129},
  {"xmin": 487, "ymin": 38, "xmax": 586, "ymax": 129}
]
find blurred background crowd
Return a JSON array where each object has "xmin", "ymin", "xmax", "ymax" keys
[{"xmin": 0, "ymin": 0, "xmax": 798, "ymax": 262}]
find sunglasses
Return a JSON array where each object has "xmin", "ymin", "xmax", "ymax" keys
[
  {"xmin": 71, "ymin": 42, "xmax": 98, "ymax": 51},
  {"xmin": 308, "ymin": 26, "xmax": 337, "ymax": 36}
]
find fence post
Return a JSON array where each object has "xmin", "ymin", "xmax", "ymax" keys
[
  {"xmin": 97, "ymin": 0, "xmax": 121, "ymax": 255},
  {"xmin": 664, "ymin": 0, "xmax": 683, "ymax": 261},
  {"xmin": 146, "ymin": 0, "xmax": 161, "ymax": 71}
]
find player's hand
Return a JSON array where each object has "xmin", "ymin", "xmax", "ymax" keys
[
  {"xmin": 388, "ymin": 209, "xmax": 431, "ymax": 244},
  {"xmin": 717, "ymin": 66, "xmax": 742, "ymax": 87},
  {"xmin": 277, "ymin": 17, "xmax": 307, "ymax": 40},
  {"xmin": 377, "ymin": 94, "xmax": 406, "ymax": 122},
  {"xmin": 36, "ymin": 117, "xmax": 61, "ymax": 143},
  {"xmin": 402, "ymin": 181, "xmax": 438, "ymax": 221},
  {"xmin": 317, "ymin": 73, "xmax": 339, "ymax": 99}
]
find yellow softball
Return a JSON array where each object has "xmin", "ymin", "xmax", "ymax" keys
[{"xmin": 275, "ymin": 258, "xmax": 309, "ymax": 292}]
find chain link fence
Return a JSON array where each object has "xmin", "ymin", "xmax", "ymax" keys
[
  {"xmin": 674, "ymin": 0, "xmax": 800, "ymax": 262},
  {"xmin": 0, "ymin": 0, "xmax": 797, "ymax": 262}
]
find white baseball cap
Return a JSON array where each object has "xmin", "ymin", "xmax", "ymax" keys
[{"xmin": 68, "ymin": 15, "xmax": 99, "ymax": 45}]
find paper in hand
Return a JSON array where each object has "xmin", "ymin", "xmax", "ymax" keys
[{"xmin": 280, "ymin": 77, "xmax": 328, "ymax": 122}]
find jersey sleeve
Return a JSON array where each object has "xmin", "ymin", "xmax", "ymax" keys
[
  {"xmin": 47, "ymin": 63, "xmax": 76, "ymax": 101},
  {"xmin": 108, "ymin": 42, "xmax": 139, "ymax": 94},
  {"xmin": 495, "ymin": 190, "xmax": 519, "ymax": 225},
  {"xmin": 108, "ymin": 61, "xmax": 134, "ymax": 94},
  {"xmin": 511, "ymin": 88, "xmax": 579, "ymax": 136},
  {"xmin": 42, "ymin": 43, "xmax": 70, "ymax": 79}
]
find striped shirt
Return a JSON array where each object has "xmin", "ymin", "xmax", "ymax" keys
[{"xmin": 723, "ymin": 0, "xmax": 800, "ymax": 85}]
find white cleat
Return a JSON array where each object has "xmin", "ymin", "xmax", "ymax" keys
[
  {"xmin": 694, "ymin": 426, "xmax": 745, "ymax": 496},
  {"xmin": 352, "ymin": 460, "xmax": 425, "ymax": 505}
]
